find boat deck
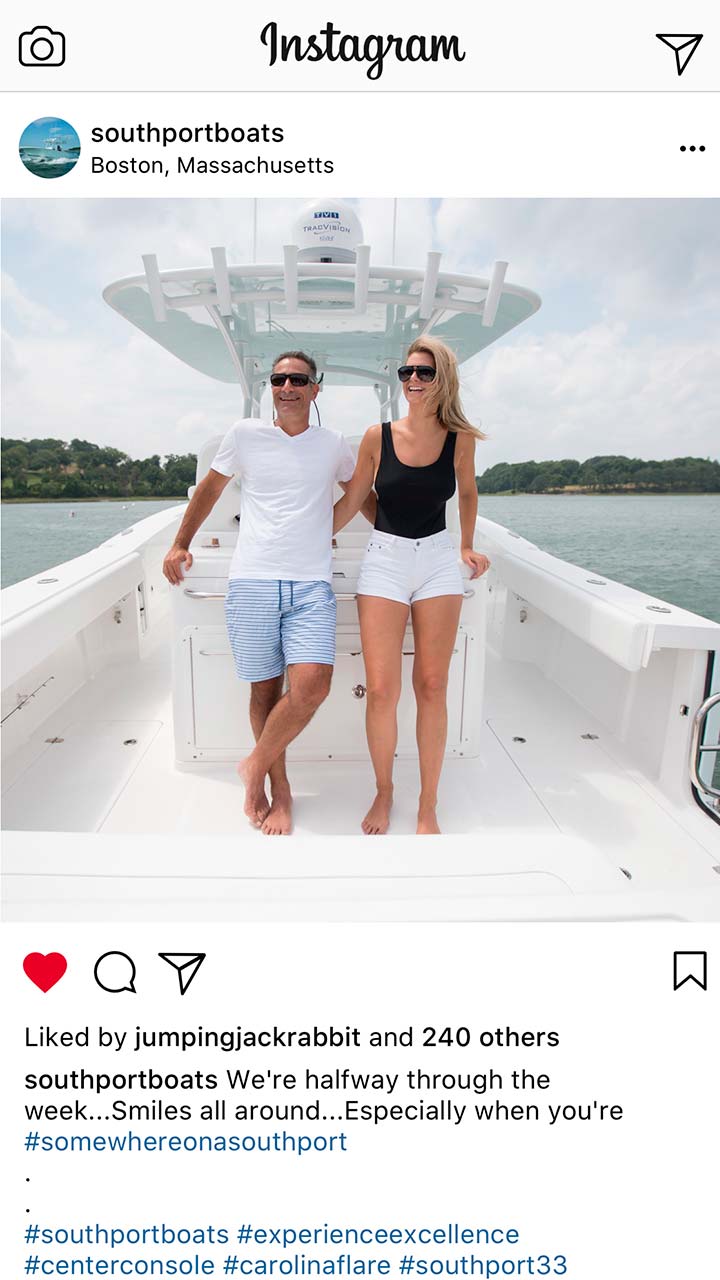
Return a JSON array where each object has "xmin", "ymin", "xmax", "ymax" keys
[{"xmin": 3, "ymin": 615, "xmax": 719, "ymax": 921}]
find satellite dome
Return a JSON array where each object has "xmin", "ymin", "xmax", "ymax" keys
[{"xmin": 291, "ymin": 199, "xmax": 364, "ymax": 263}]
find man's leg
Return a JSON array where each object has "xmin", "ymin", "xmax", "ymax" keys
[
  {"xmin": 247, "ymin": 676, "xmax": 288, "ymax": 830},
  {"xmin": 250, "ymin": 676, "xmax": 294, "ymax": 837},
  {"xmin": 238, "ymin": 662, "xmax": 332, "ymax": 824},
  {"xmin": 237, "ymin": 580, "xmax": 335, "ymax": 832},
  {"xmin": 225, "ymin": 580, "xmax": 285, "ymax": 827}
]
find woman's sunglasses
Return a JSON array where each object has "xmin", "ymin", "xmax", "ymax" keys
[
  {"xmin": 398, "ymin": 365, "xmax": 436, "ymax": 383},
  {"xmin": 270, "ymin": 373, "xmax": 316, "ymax": 387}
]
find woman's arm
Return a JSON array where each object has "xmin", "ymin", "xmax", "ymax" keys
[
  {"xmin": 455, "ymin": 432, "xmax": 490, "ymax": 579},
  {"xmin": 333, "ymin": 426, "xmax": 380, "ymax": 534}
]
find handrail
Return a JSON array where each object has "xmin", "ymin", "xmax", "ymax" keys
[
  {"xmin": 690, "ymin": 691, "xmax": 720, "ymax": 801},
  {"xmin": 183, "ymin": 588, "xmax": 475, "ymax": 602}
]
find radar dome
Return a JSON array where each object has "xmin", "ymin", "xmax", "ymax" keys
[{"xmin": 291, "ymin": 199, "xmax": 364, "ymax": 263}]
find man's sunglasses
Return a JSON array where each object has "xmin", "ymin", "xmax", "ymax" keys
[
  {"xmin": 398, "ymin": 365, "xmax": 436, "ymax": 383},
  {"xmin": 270, "ymin": 372, "xmax": 317, "ymax": 387}
]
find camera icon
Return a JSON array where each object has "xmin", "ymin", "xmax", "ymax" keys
[{"xmin": 18, "ymin": 26, "xmax": 66, "ymax": 67}]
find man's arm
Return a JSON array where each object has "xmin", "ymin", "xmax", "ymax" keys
[{"xmin": 162, "ymin": 468, "xmax": 232, "ymax": 585}]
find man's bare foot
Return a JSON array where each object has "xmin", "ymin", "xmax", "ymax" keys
[
  {"xmin": 237, "ymin": 757, "xmax": 270, "ymax": 826},
  {"xmin": 362, "ymin": 787, "xmax": 393, "ymax": 835},
  {"xmin": 261, "ymin": 785, "xmax": 293, "ymax": 836},
  {"xmin": 416, "ymin": 804, "xmax": 441, "ymax": 835}
]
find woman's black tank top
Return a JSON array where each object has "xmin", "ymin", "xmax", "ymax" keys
[{"xmin": 374, "ymin": 421, "xmax": 457, "ymax": 539}]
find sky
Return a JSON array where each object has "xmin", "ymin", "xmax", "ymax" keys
[
  {"xmin": 2, "ymin": 197, "xmax": 718, "ymax": 471},
  {"xmin": 18, "ymin": 117, "xmax": 80, "ymax": 150}
]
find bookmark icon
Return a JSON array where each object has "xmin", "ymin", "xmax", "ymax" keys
[{"xmin": 673, "ymin": 951, "xmax": 707, "ymax": 991}]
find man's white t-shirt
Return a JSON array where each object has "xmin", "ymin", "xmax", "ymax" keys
[{"xmin": 211, "ymin": 419, "xmax": 355, "ymax": 583}]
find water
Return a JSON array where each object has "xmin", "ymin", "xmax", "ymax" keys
[
  {"xmin": 1, "ymin": 495, "xmax": 719, "ymax": 622},
  {"xmin": 478, "ymin": 494, "xmax": 720, "ymax": 623},
  {"xmin": 18, "ymin": 147, "xmax": 81, "ymax": 178},
  {"xmin": 1, "ymin": 501, "xmax": 181, "ymax": 588}
]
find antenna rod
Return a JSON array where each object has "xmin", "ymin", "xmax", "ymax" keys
[{"xmin": 482, "ymin": 260, "xmax": 508, "ymax": 327}]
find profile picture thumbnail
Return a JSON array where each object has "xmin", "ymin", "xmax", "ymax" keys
[{"xmin": 19, "ymin": 117, "xmax": 80, "ymax": 179}]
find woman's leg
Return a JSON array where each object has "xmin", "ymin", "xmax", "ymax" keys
[
  {"xmin": 357, "ymin": 595, "xmax": 409, "ymax": 834},
  {"xmin": 410, "ymin": 595, "xmax": 463, "ymax": 834}
]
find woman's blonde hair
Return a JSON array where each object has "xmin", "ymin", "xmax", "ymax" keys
[{"xmin": 405, "ymin": 336, "xmax": 486, "ymax": 440}]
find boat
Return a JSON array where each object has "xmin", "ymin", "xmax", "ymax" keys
[{"xmin": 2, "ymin": 200, "xmax": 719, "ymax": 922}]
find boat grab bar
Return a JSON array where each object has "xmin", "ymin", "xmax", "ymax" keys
[
  {"xmin": 336, "ymin": 649, "xmax": 457, "ymax": 658},
  {"xmin": 196, "ymin": 646, "xmax": 458, "ymax": 659},
  {"xmin": 184, "ymin": 589, "xmax": 362, "ymax": 602},
  {"xmin": 690, "ymin": 691, "xmax": 720, "ymax": 800},
  {"xmin": 183, "ymin": 588, "xmax": 361, "ymax": 602},
  {"xmin": 184, "ymin": 587, "xmax": 474, "ymax": 602}
]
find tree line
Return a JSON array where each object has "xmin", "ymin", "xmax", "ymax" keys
[
  {"xmin": 476, "ymin": 456, "xmax": 720, "ymax": 494},
  {"xmin": 3, "ymin": 439, "xmax": 719, "ymax": 501},
  {"xmin": 1, "ymin": 437, "xmax": 197, "ymax": 500}
]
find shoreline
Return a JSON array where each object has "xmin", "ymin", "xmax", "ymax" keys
[
  {"xmin": 1, "ymin": 496, "xmax": 187, "ymax": 505},
  {"xmin": 4, "ymin": 491, "xmax": 720, "ymax": 505},
  {"xmin": 476, "ymin": 489, "xmax": 720, "ymax": 498}
]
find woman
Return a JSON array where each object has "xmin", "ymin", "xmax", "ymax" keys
[{"xmin": 333, "ymin": 336, "xmax": 490, "ymax": 835}]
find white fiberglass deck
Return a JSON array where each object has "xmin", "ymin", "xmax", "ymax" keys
[{"xmin": 3, "ymin": 610, "xmax": 719, "ymax": 922}]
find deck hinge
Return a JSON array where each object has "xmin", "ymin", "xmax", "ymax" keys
[{"xmin": 137, "ymin": 582, "xmax": 148, "ymax": 634}]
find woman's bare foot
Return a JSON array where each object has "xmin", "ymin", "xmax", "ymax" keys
[
  {"xmin": 261, "ymin": 784, "xmax": 293, "ymax": 836},
  {"xmin": 362, "ymin": 787, "xmax": 393, "ymax": 835},
  {"xmin": 237, "ymin": 757, "xmax": 270, "ymax": 826},
  {"xmin": 416, "ymin": 803, "xmax": 441, "ymax": 835}
]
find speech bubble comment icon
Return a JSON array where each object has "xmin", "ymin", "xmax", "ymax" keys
[{"xmin": 94, "ymin": 951, "xmax": 137, "ymax": 994}]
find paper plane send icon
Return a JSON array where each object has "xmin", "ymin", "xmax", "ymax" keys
[
  {"xmin": 158, "ymin": 952, "xmax": 206, "ymax": 994},
  {"xmin": 656, "ymin": 34, "xmax": 703, "ymax": 76}
]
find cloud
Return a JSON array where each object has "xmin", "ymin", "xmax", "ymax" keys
[
  {"xmin": 463, "ymin": 322, "xmax": 719, "ymax": 467},
  {"xmin": 435, "ymin": 198, "xmax": 720, "ymax": 326},
  {"xmin": 2, "ymin": 198, "xmax": 718, "ymax": 462},
  {"xmin": 1, "ymin": 272, "xmax": 68, "ymax": 334}
]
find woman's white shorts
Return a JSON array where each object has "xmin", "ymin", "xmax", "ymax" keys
[{"xmin": 356, "ymin": 530, "xmax": 465, "ymax": 606}]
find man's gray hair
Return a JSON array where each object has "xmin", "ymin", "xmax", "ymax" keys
[{"xmin": 272, "ymin": 350, "xmax": 318, "ymax": 380}]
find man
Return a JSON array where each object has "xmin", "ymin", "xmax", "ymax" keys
[{"xmin": 163, "ymin": 351, "xmax": 366, "ymax": 836}]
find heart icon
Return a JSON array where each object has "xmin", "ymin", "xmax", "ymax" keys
[{"xmin": 23, "ymin": 953, "xmax": 68, "ymax": 992}]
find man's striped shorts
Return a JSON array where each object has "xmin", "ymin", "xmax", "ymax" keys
[{"xmin": 224, "ymin": 579, "xmax": 337, "ymax": 682}]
